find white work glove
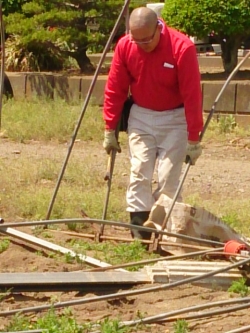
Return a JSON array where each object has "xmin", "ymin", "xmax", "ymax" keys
[
  {"xmin": 103, "ymin": 130, "xmax": 121, "ymax": 154},
  {"xmin": 185, "ymin": 142, "xmax": 202, "ymax": 165}
]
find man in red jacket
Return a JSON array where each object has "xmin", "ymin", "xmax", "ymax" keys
[{"xmin": 103, "ymin": 6, "xmax": 203, "ymax": 240}]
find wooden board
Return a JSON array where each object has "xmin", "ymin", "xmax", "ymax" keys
[
  {"xmin": 0, "ymin": 271, "xmax": 150, "ymax": 292},
  {"xmin": 0, "ymin": 227, "xmax": 126, "ymax": 270}
]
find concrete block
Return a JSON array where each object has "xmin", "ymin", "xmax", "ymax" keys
[
  {"xmin": 26, "ymin": 73, "xmax": 54, "ymax": 100},
  {"xmin": 54, "ymin": 75, "xmax": 81, "ymax": 101},
  {"xmin": 235, "ymin": 82, "xmax": 250, "ymax": 113},
  {"xmin": 235, "ymin": 115, "xmax": 250, "ymax": 129},
  {"xmin": 6, "ymin": 72, "xmax": 26, "ymax": 100},
  {"xmin": 202, "ymin": 82, "xmax": 236, "ymax": 112},
  {"xmin": 80, "ymin": 76, "xmax": 106, "ymax": 105}
]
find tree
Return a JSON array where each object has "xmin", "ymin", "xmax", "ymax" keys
[
  {"xmin": 161, "ymin": 0, "xmax": 250, "ymax": 73},
  {"xmin": 4, "ymin": 0, "xmax": 161, "ymax": 73},
  {"xmin": 2, "ymin": 0, "xmax": 28, "ymax": 15}
]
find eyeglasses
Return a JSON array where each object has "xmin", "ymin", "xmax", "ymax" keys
[{"xmin": 130, "ymin": 23, "xmax": 159, "ymax": 45}]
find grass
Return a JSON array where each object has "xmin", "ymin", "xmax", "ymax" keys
[
  {"xmin": 67, "ymin": 238, "xmax": 158, "ymax": 270},
  {"xmin": 0, "ymin": 238, "xmax": 10, "ymax": 253},
  {"xmin": 228, "ymin": 278, "xmax": 249, "ymax": 297},
  {"xmin": 4, "ymin": 308, "xmax": 140, "ymax": 333},
  {"xmin": 173, "ymin": 319, "xmax": 189, "ymax": 333},
  {"xmin": 1, "ymin": 100, "xmax": 250, "ymax": 332}
]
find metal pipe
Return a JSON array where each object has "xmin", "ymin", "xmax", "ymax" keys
[
  {"xmin": 121, "ymin": 301, "xmax": 250, "ymax": 328},
  {"xmin": 45, "ymin": 0, "xmax": 132, "ymax": 220},
  {"xmin": 51, "ymin": 229, "xmax": 213, "ymax": 250},
  {"xmin": 0, "ymin": 218, "xmax": 224, "ymax": 247},
  {"xmin": 101, "ymin": 125, "xmax": 120, "ymax": 227},
  {"xmin": 225, "ymin": 325, "xmax": 250, "ymax": 333},
  {"xmin": 163, "ymin": 302, "xmax": 250, "ymax": 322},
  {"xmin": 0, "ymin": 1, "xmax": 5, "ymax": 130},
  {"xmin": 116, "ymin": 297, "xmax": 250, "ymax": 326},
  {"xmin": 1, "ymin": 255, "xmax": 249, "ymax": 317},
  {"xmin": 85, "ymin": 247, "xmax": 224, "ymax": 272},
  {"xmin": 158, "ymin": 50, "xmax": 250, "ymax": 242}
]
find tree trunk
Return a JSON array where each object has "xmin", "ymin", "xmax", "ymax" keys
[
  {"xmin": 70, "ymin": 49, "xmax": 95, "ymax": 74},
  {"xmin": 220, "ymin": 36, "xmax": 242, "ymax": 73}
]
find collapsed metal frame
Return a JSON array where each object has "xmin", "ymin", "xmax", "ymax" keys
[{"xmin": 1, "ymin": 217, "xmax": 250, "ymax": 331}]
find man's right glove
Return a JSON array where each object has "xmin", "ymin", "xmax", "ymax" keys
[
  {"xmin": 103, "ymin": 130, "xmax": 121, "ymax": 154},
  {"xmin": 185, "ymin": 142, "xmax": 202, "ymax": 165}
]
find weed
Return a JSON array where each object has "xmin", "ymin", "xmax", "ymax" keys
[
  {"xmin": 67, "ymin": 222, "xmax": 78, "ymax": 231},
  {"xmin": 173, "ymin": 319, "xmax": 189, "ymax": 333},
  {"xmin": 68, "ymin": 238, "xmax": 159, "ymax": 270},
  {"xmin": 99, "ymin": 317, "xmax": 132, "ymax": 333},
  {"xmin": 4, "ymin": 307, "xmax": 134, "ymax": 332},
  {"xmin": 228, "ymin": 277, "xmax": 249, "ymax": 297},
  {"xmin": 0, "ymin": 289, "xmax": 12, "ymax": 301},
  {"xmin": 2, "ymin": 99, "xmax": 103, "ymax": 142},
  {"xmin": 64, "ymin": 252, "xmax": 76, "ymax": 264},
  {"xmin": 0, "ymin": 238, "xmax": 10, "ymax": 253},
  {"xmin": 218, "ymin": 115, "xmax": 236, "ymax": 133}
]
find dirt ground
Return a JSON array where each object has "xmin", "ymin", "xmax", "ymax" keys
[{"xmin": 0, "ymin": 133, "xmax": 250, "ymax": 332}]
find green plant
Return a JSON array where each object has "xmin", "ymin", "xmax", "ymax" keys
[
  {"xmin": 218, "ymin": 115, "xmax": 236, "ymax": 133},
  {"xmin": 162, "ymin": 0, "xmax": 250, "ymax": 73},
  {"xmin": 0, "ymin": 289, "xmax": 12, "ymax": 301},
  {"xmin": 4, "ymin": 307, "xmax": 88, "ymax": 332},
  {"xmin": 228, "ymin": 278, "xmax": 249, "ymax": 297},
  {"xmin": 173, "ymin": 319, "xmax": 190, "ymax": 333},
  {"xmin": 0, "ymin": 238, "xmax": 10, "ymax": 253},
  {"xmin": 99, "ymin": 317, "xmax": 132, "ymax": 333},
  {"xmin": 68, "ymin": 238, "xmax": 158, "ymax": 270},
  {"xmin": 64, "ymin": 252, "xmax": 76, "ymax": 264}
]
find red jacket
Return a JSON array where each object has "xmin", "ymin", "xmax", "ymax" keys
[{"xmin": 103, "ymin": 20, "xmax": 203, "ymax": 141}]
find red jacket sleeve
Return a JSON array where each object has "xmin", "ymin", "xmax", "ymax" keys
[{"xmin": 177, "ymin": 45, "xmax": 203, "ymax": 141}]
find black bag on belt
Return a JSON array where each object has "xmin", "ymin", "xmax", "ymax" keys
[{"xmin": 119, "ymin": 96, "xmax": 134, "ymax": 132}]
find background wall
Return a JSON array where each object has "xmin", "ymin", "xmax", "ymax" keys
[{"xmin": 5, "ymin": 55, "xmax": 250, "ymax": 126}]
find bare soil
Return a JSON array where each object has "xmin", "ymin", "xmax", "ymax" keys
[{"xmin": 0, "ymin": 134, "xmax": 250, "ymax": 332}]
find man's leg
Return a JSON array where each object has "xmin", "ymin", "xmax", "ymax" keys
[
  {"xmin": 130, "ymin": 211, "xmax": 151, "ymax": 240},
  {"xmin": 127, "ymin": 105, "xmax": 157, "ymax": 239},
  {"xmin": 153, "ymin": 107, "xmax": 188, "ymax": 201}
]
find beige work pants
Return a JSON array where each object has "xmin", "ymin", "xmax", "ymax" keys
[{"xmin": 126, "ymin": 104, "xmax": 188, "ymax": 212}]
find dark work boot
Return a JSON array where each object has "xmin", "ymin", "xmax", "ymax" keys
[{"xmin": 130, "ymin": 211, "xmax": 151, "ymax": 240}]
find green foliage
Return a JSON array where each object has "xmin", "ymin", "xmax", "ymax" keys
[
  {"xmin": 5, "ymin": 307, "xmax": 88, "ymax": 332},
  {"xmin": 5, "ymin": 308, "xmax": 136, "ymax": 332},
  {"xmin": 161, "ymin": 0, "xmax": 250, "ymax": 72},
  {"xmin": 2, "ymin": 99, "xmax": 103, "ymax": 142},
  {"xmin": 2, "ymin": 0, "xmax": 28, "ymax": 15},
  {"xmin": 3, "ymin": 0, "xmax": 161, "ymax": 72},
  {"xmin": 217, "ymin": 115, "xmax": 236, "ymax": 133},
  {"xmin": 173, "ymin": 319, "xmax": 189, "ymax": 333},
  {"xmin": 228, "ymin": 278, "xmax": 249, "ymax": 297},
  {"xmin": 0, "ymin": 238, "xmax": 10, "ymax": 253},
  {"xmin": 69, "ymin": 238, "xmax": 158, "ymax": 270},
  {"xmin": 162, "ymin": 0, "xmax": 250, "ymax": 39},
  {"xmin": 99, "ymin": 317, "xmax": 132, "ymax": 333}
]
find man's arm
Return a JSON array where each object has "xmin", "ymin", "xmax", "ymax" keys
[
  {"xmin": 177, "ymin": 44, "xmax": 203, "ymax": 141},
  {"xmin": 103, "ymin": 41, "xmax": 131, "ymax": 130}
]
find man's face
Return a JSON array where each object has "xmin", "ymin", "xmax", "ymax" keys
[{"xmin": 129, "ymin": 23, "xmax": 161, "ymax": 52}]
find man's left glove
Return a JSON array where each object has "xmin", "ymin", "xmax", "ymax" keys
[
  {"xmin": 185, "ymin": 142, "xmax": 202, "ymax": 165},
  {"xmin": 103, "ymin": 130, "xmax": 121, "ymax": 154}
]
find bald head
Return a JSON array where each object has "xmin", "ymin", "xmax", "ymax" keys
[{"xmin": 129, "ymin": 7, "xmax": 158, "ymax": 31}]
